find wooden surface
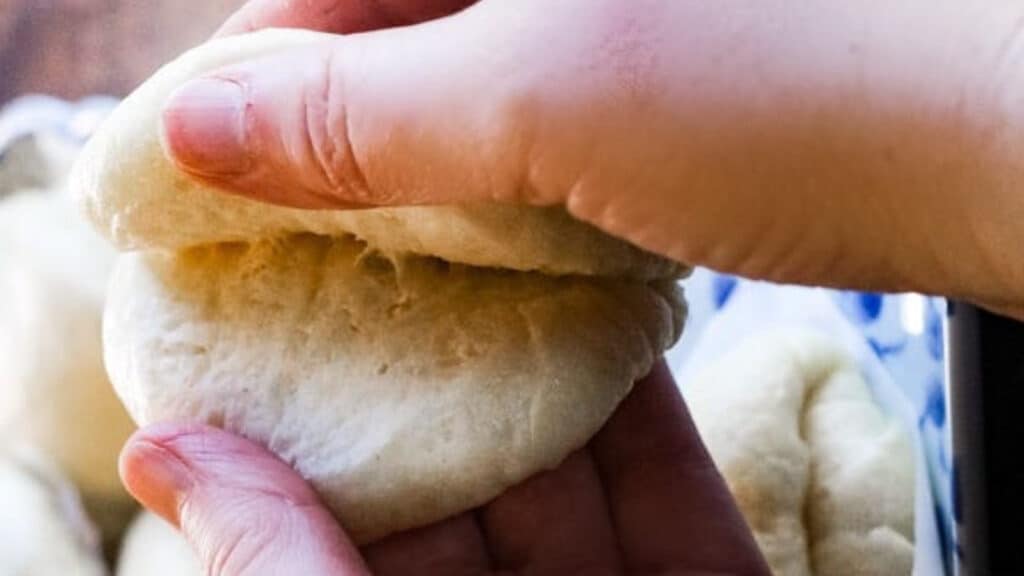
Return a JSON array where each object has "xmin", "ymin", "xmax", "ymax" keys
[{"xmin": 0, "ymin": 0, "xmax": 242, "ymax": 103}]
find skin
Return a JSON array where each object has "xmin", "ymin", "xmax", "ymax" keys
[
  {"xmin": 123, "ymin": 363, "xmax": 766, "ymax": 575},
  {"xmin": 122, "ymin": 0, "xmax": 1024, "ymax": 573}
]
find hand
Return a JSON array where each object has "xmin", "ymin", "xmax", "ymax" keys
[
  {"xmin": 124, "ymin": 5, "xmax": 770, "ymax": 574},
  {"xmin": 121, "ymin": 363, "xmax": 769, "ymax": 575},
  {"xmin": 162, "ymin": 0, "xmax": 1024, "ymax": 319}
]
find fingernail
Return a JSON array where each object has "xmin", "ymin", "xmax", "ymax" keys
[
  {"xmin": 120, "ymin": 433, "xmax": 196, "ymax": 526},
  {"xmin": 161, "ymin": 77, "xmax": 250, "ymax": 176}
]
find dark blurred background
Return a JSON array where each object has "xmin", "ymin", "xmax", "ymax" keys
[{"xmin": 0, "ymin": 0, "xmax": 242, "ymax": 103}]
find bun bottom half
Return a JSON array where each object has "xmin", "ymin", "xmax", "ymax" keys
[{"xmin": 105, "ymin": 234, "xmax": 684, "ymax": 543}]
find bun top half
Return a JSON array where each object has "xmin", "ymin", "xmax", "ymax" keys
[{"xmin": 72, "ymin": 28, "xmax": 683, "ymax": 280}]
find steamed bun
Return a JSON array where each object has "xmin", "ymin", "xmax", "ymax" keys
[
  {"xmin": 0, "ymin": 449, "xmax": 106, "ymax": 576},
  {"xmin": 77, "ymin": 26, "xmax": 686, "ymax": 546},
  {"xmin": 117, "ymin": 512, "xmax": 200, "ymax": 576},
  {"xmin": 686, "ymin": 329, "xmax": 915, "ymax": 576},
  {"xmin": 0, "ymin": 188, "xmax": 136, "ymax": 540}
]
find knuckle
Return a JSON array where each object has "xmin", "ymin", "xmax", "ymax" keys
[
  {"xmin": 300, "ymin": 44, "xmax": 374, "ymax": 205},
  {"xmin": 190, "ymin": 498, "xmax": 278, "ymax": 576},
  {"xmin": 208, "ymin": 530, "xmax": 271, "ymax": 576}
]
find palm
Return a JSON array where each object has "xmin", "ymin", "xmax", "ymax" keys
[{"xmin": 361, "ymin": 364, "xmax": 768, "ymax": 575}]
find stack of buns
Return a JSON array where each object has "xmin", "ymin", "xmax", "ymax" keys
[{"xmin": 72, "ymin": 29, "xmax": 687, "ymax": 544}]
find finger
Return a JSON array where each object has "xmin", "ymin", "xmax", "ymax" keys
[
  {"xmin": 361, "ymin": 513, "xmax": 491, "ymax": 575},
  {"xmin": 478, "ymin": 450, "xmax": 621, "ymax": 573},
  {"xmin": 161, "ymin": 1, "xmax": 558, "ymax": 210},
  {"xmin": 590, "ymin": 361, "xmax": 770, "ymax": 575},
  {"xmin": 216, "ymin": 0, "xmax": 476, "ymax": 38},
  {"xmin": 120, "ymin": 423, "xmax": 369, "ymax": 576},
  {"xmin": 168, "ymin": 0, "xmax": 1024, "ymax": 313}
]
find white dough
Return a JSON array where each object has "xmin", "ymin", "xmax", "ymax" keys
[
  {"xmin": 0, "ymin": 188, "xmax": 137, "ymax": 540},
  {"xmin": 117, "ymin": 512, "xmax": 200, "ymax": 576},
  {"xmin": 686, "ymin": 329, "xmax": 915, "ymax": 576},
  {"xmin": 79, "ymin": 27, "xmax": 686, "ymax": 546},
  {"xmin": 0, "ymin": 449, "xmax": 106, "ymax": 576}
]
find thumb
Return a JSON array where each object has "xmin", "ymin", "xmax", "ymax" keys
[
  {"xmin": 161, "ymin": 2, "xmax": 543, "ymax": 210},
  {"xmin": 120, "ymin": 423, "xmax": 369, "ymax": 576}
]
